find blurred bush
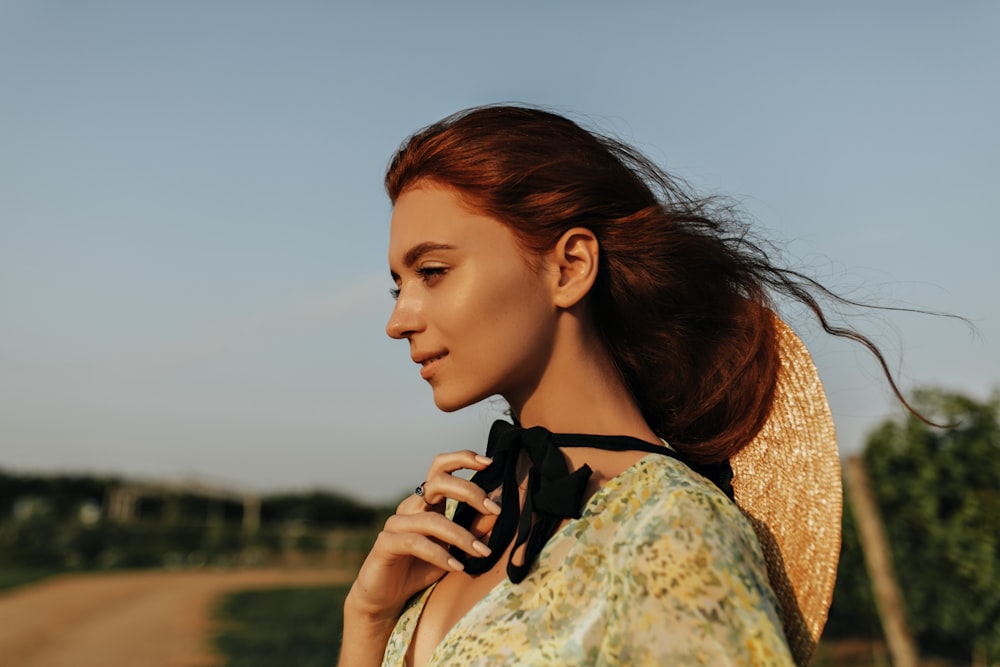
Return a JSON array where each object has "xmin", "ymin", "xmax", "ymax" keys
[
  {"xmin": 0, "ymin": 472, "xmax": 381, "ymax": 573},
  {"xmin": 827, "ymin": 388, "xmax": 1000, "ymax": 664}
]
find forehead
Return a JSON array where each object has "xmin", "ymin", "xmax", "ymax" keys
[{"xmin": 388, "ymin": 184, "xmax": 520, "ymax": 262}]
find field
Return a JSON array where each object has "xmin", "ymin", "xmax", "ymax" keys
[{"xmin": 0, "ymin": 568, "xmax": 352, "ymax": 667}]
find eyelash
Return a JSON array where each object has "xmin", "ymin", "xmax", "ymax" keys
[{"xmin": 389, "ymin": 267, "xmax": 448, "ymax": 301}]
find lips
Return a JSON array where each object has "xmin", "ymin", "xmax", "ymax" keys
[
  {"xmin": 413, "ymin": 351, "xmax": 445, "ymax": 365},
  {"xmin": 414, "ymin": 351, "xmax": 447, "ymax": 380}
]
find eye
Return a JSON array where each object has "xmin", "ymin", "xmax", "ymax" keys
[
  {"xmin": 417, "ymin": 266, "xmax": 448, "ymax": 284},
  {"xmin": 389, "ymin": 266, "xmax": 448, "ymax": 301}
]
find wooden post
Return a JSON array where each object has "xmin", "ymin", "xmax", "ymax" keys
[{"xmin": 843, "ymin": 456, "xmax": 919, "ymax": 667}]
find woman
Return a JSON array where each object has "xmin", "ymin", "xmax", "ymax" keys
[{"xmin": 340, "ymin": 105, "xmax": 866, "ymax": 666}]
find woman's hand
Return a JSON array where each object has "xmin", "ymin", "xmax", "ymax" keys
[{"xmin": 345, "ymin": 450, "xmax": 502, "ymax": 623}]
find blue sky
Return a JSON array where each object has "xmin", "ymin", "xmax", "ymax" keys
[{"xmin": 1, "ymin": 2, "xmax": 997, "ymax": 502}]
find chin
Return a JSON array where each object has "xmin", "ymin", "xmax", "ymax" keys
[
  {"xmin": 431, "ymin": 387, "xmax": 490, "ymax": 413},
  {"xmin": 432, "ymin": 394, "xmax": 472, "ymax": 413}
]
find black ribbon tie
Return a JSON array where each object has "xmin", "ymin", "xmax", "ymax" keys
[{"xmin": 449, "ymin": 420, "xmax": 722, "ymax": 584}]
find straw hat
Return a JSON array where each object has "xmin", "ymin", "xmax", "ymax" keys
[{"xmin": 731, "ymin": 315, "xmax": 842, "ymax": 666}]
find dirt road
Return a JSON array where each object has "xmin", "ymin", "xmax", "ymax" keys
[{"xmin": 0, "ymin": 568, "xmax": 354, "ymax": 667}]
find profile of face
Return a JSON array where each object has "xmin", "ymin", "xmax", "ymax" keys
[{"xmin": 386, "ymin": 183, "xmax": 560, "ymax": 413}]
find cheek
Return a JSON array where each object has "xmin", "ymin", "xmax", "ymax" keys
[
  {"xmin": 480, "ymin": 273, "xmax": 555, "ymax": 356},
  {"xmin": 488, "ymin": 277, "xmax": 546, "ymax": 336},
  {"xmin": 444, "ymin": 265, "xmax": 536, "ymax": 333}
]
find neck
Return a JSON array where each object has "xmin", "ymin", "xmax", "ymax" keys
[{"xmin": 505, "ymin": 317, "xmax": 660, "ymax": 446}]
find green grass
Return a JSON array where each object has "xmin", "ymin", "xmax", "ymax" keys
[{"xmin": 212, "ymin": 585, "xmax": 351, "ymax": 667}]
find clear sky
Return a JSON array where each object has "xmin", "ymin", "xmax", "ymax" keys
[{"xmin": 1, "ymin": 2, "xmax": 997, "ymax": 503}]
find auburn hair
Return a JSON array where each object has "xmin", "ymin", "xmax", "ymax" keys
[{"xmin": 385, "ymin": 105, "xmax": 911, "ymax": 464}]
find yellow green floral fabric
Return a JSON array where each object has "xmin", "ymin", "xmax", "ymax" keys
[{"xmin": 382, "ymin": 453, "xmax": 794, "ymax": 666}]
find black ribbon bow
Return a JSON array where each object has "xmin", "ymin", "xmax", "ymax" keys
[{"xmin": 450, "ymin": 420, "xmax": 735, "ymax": 584}]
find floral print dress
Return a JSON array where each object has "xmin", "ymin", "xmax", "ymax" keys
[{"xmin": 381, "ymin": 453, "xmax": 794, "ymax": 666}]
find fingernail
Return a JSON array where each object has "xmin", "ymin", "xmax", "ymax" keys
[
  {"xmin": 483, "ymin": 498, "xmax": 502, "ymax": 515},
  {"xmin": 447, "ymin": 557, "xmax": 465, "ymax": 571},
  {"xmin": 472, "ymin": 540, "xmax": 492, "ymax": 557},
  {"xmin": 475, "ymin": 455, "xmax": 493, "ymax": 465}
]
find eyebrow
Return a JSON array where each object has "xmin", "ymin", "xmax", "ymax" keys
[{"xmin": 390, "ymin": 242, "xmax": 456, "ymax": 279}]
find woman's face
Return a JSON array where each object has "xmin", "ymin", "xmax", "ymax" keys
[{"xmin": 386, "ymin": 183, "xmax": 559, "ymax": 413}]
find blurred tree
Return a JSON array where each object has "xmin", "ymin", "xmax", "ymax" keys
[
  {"xmin": 0, "ymin": 470, "xmax": 380, "ymax": 570},
  {"xmin": 261, "ymin": 490, "xmax": 377, "ymax": 526},
  {"xmin": 858, "ymin": 389, "xmax": 1000, "ymax": 663},
  {"xmin": 0, "ymin": 472, "xmax": 118, "ymax": 521}
]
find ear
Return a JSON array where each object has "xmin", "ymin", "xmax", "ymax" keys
[{"xmin": 547, "ymin": 227, "xmax": 599, "ymax": 309}]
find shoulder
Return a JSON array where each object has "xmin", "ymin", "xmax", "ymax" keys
[
  {"xmin": 590, "ymin": 455, "xmax": 794, "ymax": 664},
  {"xmin": 594, "ymin": 453, "xmax": 758, "ymax": 553},
  {"xmin": 595, "ymin": 453, "xmax": 768, "ymax": 585}
]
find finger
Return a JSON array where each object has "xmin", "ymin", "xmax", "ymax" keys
[
  {"xmin": 418, "ymin": 474, "xmax": 502, "ymax": 515},
  {"xmin": 372, "ymin": 529, "xmax": 466, "ymax": 573},
  {"xmin": 425, "ymin": 450, "xmax": 493, "ymax": 479},
  {"xmin": 468, "ymin": 511, "xmax": 500, "ymax": 542},
  {"xmin": 396, "ymin": 486, "xmax": 450, "ymax": 514},
  {"xmin": 395, "ymin": 449, "xmax": 496, "ymax": 513},
  {"xmin": 384, "ymin": 512, "xmax": 493, "ymax": 560}
]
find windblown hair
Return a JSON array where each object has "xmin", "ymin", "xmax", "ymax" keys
[{"xmin": 385, "ymin": 105, "xmax": 912, "ymax": 464}]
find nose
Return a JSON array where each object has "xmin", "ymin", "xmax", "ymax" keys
[{"xmin": 385, "ymin": 292, "xmax": 424, "ymax": 340}]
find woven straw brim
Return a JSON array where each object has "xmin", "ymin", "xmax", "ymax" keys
[{"xmin": 731, "ymin": 316, "xmax": 842, "ymax": 666}]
